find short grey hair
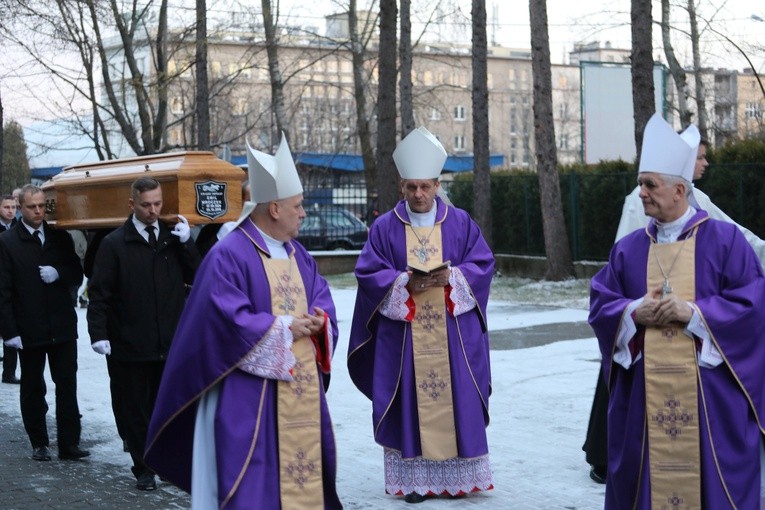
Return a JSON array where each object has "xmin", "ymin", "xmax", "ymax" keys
[{"xmin": 660, "ymin": 174, "xmax": 692, "ymax": 198}]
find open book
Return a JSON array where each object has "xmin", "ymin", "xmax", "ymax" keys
[{"xmin": 407, "ymin": 260, "xmax": 451, "ymax": 276}]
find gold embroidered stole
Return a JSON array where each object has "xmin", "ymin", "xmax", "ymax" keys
[
  {"xmin": 406, "ymin": 225, "xmax": 458, "ymax": 460},
  {"xmin": 645, "ymin": 234, "xmax": 700, "ymax": 510},
  {"xmin": 259, "ymin": 253, "xmax": 324, "ymax": 509}
]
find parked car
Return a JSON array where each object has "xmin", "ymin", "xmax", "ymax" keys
[{"xmin": 298, "ymin": 205, "xmax": 369, "ymax": 250}]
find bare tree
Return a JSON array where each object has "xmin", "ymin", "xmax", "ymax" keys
[
  {"xmin": 687, "ymin": 0, "xmax": 708, "ymax": 141},
  {"xmin": 0, "ymin": 87, "xmax": 4, "ymax": 193},
  {"xmin": 471, "ymin": 0, "xmax": 492, "ymax": 247},
  {"xmin": 530, "ymin": 0, "xmax": 574, "ymax": 279},
  {"xmin": 631, "ymin": 0, "xmax": 655, "ymax": 158},
  {"xmin": 348, "ymin": 0, "xmax": 378, "ymax": 198},
  {"xmin": 661, "ymin": 0, "xmax": 691, "ymax": 127},
  {"xmin": 196, "ymin": 0, "xmax": 210, "ymax": 150},
  {"xmin": 399, "ymin": 0, "xmax": 415, "ymax": 138},
  {"xmin": 376, "ymin": 0, "xmax": 399, "ymax": 213},
  {"xmin": 0, "ymin": 0, "xmax": 176, "ymax": 157},
  {"xmin": 261, "ymin": 0, "xmax": 288, "ymax": 143}
]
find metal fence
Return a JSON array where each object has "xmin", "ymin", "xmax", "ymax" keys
[{"xmin": 299, "ymin": 162, "xmax": 765, "ymax": 261}]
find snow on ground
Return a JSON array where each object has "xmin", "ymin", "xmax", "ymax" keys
[{"xmin": 0, "ymin": 280, "xmax": 605, "ymax": 509}]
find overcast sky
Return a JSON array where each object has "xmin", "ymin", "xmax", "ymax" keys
[{"xmin": 1, "ymin": 0, "xmax": 762, "ymax": 127}]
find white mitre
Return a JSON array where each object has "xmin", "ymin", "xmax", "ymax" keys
[
  {"xmin": 247, "ymin": 132, "xmax": 303, "ymax": 203},
  {"xmin": 638, "ymin": 113, "xmax": 699, "ymax": 183},
  {"xmin": 393, "ymin": 127, "xmax": 447, "ymax": 180}
]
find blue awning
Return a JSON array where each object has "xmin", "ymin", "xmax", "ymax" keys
[
  {"xmin": 231, "ymin": 152, "xmax": 505, "ymax": 172},
  {"xmin": 31, "ymin": 166, "xmax": 64, "ymax": 180}
]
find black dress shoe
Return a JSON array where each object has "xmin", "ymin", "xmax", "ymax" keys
[
  {"xmin": 59, "ymin": 446, "xmax": 91, "ymax": 460},
  {"xmin": 32, "ymin": 446, "xmax": 52, "ymax": 461},
  {"xmin": 2, "ymin": 376, "xmax": 20, "ymax": 384},
  {"xmin": 589, "ymin": 465, "xmax": 607, "ymax": 484},
  {"xmin": 404, "ymin": 492, "xmax": 427, "ymax": 504},
  {"xmin": 136, "ymin": 473, "xmax": 157, "ymax": 491}
]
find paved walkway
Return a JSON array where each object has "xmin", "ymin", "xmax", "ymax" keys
[{"xmin": 0, "ymin": 298, "xmax": 604, "ymax": 509}]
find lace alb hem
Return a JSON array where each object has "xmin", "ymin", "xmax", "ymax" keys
[{"xmin": 383, "ymin": 447, "xmax": 494, "ymax": 496}]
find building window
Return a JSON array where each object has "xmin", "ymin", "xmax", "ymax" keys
[
  {"xmin": 559, "ymin": 103, "xmax": 568, "ymax": 120},
  {"xmin": 454, "ymin": 135, "xmax": 465, "ymax": 151},
  {"xmin": 453, "ymin": 105, "xmax": 466, "ymax": 121},
  {"xmin": 745, "ymin": 102, "xmax": 762, "ymax": 119},
  {"xmin": 559, "ymin": 133, "xmax": 569, "ymax": 150},
  {"xmin": 430, "ymin": 107, "xmax": 441, "ymax": 120},
  {"xmin": 171, "ymin": 97, "xmax": 184, "ymax": 115},
  {"xmin": 168, "ymin": 127, "xmax": 182, "ymax": 146},
  {"xmin": 233, "ymin": 98, "xmax": 248, "ymax": 116}
]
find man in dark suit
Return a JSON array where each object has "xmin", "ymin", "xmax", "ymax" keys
[
  {"xmin": 0, "ymin": 194, "xmax": 20, "ymax": 384},
  {"xmin": 0, "ymin": 185, "xmax": 87, "ymax": 461},
  {"xmin": 87, "ymin": 177, "xmax": 201, "ymax": 491}
]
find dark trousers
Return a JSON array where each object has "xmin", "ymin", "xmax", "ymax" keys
[
  {"xmin": 18, "ymin": 340, "xmax": 81, "ymax": 449},
  {"xmin": 105, "ymin": 357, "xmax": 127, "ymax": 441},
  {"xmin": 3, "ymin": 343, "xmax": 18, "ymax": 379},
  {"xmin": 108, "ymin": 358, "xmax": 165, "ymax": 478},
  {"xmin": 582, "ymin": 366, "xmax": 609, "ymax": 469}
]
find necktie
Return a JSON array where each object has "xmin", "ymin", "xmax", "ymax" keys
[
  {"xmin": 146, "ymin": 226, "xmax": 157, "ymax": 248},
  {"xmin": 33, "ymin": 230, "xmax": 42, "ymax": 245}
]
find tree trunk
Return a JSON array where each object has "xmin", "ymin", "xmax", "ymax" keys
[
  {"xmin": 631, "ymin": 0, "xmax": 655, "ymax": 160},
  {"xmin": 0, "ymin": 88, "xmax": 4, "ymax": 193},
  {"xmin": 661, "ymin": 0, "xmax": 690, "ymax": 127},
  {"xmin": 262, "ymin": 0, "xmax": 288, "ymax": 144},
  {"xmin": 529, "ymin": 0, "xmax": 574, "ymax": 280},
  {"xmin": 348, "ymin": 0, "xmax": 377, "ymax": 199},
  {"xmin": 688, "ymin": 0, "xmax": 708, "ymax": 141},
  {"xmin": 399, "ymin": 0, "xmax": 414, "ymax": 139},
  {"xmin": 471, "ymin": 0, "xmax": 492, "ymax": 248},
  {"xmin": 195, "ymin": 0, "xmax": 210, "ymax": 150},
  {"xmin": 376, "ymin": 0, "xmax": 399, "ymax": 213},
  {"xmin": 152, "ymin": 0, "xmax": 169, "ymax": 152}
]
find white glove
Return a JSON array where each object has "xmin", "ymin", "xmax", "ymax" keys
[
  {"xmin": 4, "ymin": 336, "xmax": 22, "ymax": 349},
  {"xmin": 39, "ymin": 265, "xmax": 60, "ymax": 283},
  {"xmin": 91, "ymin": 340, "xmax": 111, "ymax": 355},
  {"xmin": 171, "ymin": 214, "xmax": 191, "ymax": 243}
]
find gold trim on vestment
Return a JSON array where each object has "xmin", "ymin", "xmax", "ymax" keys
[
  {"xmin": 260, "ymin": 254, "xmax": 324, "ymax": 509},
  {"xmin": 406, "ymin": 226, "xmax": 458, "ymax": 460},
  {"xmin": 645, "ymin": 233, "xmax": 700, "ymax": 509}
]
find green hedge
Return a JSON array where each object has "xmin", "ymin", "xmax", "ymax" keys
[{"xmin": 448, "ymin": 140, "xmax": 765, "ymax": 261}]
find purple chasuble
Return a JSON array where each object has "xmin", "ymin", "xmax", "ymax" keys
[
  {"xmin": 145, "ymin": 220, "xmax": 342, "ymax": 509},
  {"xmin": 348, "ymin": 198, "xmax": 494, "ymax": 460},
  {"xmin": 589, "ymin": 210, "xmax": 765, "ymax": 509}
]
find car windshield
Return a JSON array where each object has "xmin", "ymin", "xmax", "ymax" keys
[{"xmin": 325, "ymin": 211, "xmax": 359, "ymax": 228}]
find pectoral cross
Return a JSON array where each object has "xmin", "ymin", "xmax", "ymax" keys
[
  {"xmin": 661, "ymin": 278, "xmax": 673, "ymax": 299},
  {"xmin": 415, "ymin": 245, "xmax": 429, "ymax": 264}
]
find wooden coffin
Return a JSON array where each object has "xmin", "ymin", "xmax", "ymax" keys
[{"xmin": 42, "ymin": 151, "xmax": 246, "ymax": 229}]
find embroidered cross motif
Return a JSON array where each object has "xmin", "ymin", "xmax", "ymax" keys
[
  {"xmin": 652, "ymin": 398, "xmax": 694, "ymax": 439},
  {"xmin": 661, "ymin": 328, "xmax": 678, "ymax": 340},
  {"xmin": 285, "ymin": 448, "xmax": 317, "ymax": 488},
  {"xmin": 418, "ymin": 369, "xmax": 449, "ymax": 401},
  {"xmin": 274, "ymin": 270, "xmax": 301, "ymax": 314},
  {"xmin": 667, "ymin": 493, "xmax": 684, "ymax": 510},
  {"xmin": 416, "ymin": 302, "xmax": 443, "ymax": 332},
  {"xmin": 290, "ymin": 359, "xmax": 315, "ymax": 399}
]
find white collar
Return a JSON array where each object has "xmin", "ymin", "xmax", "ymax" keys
[
  {"xmin": 405, "ymin": 201, "xmax": 437, "ymax": 227},
  {"xmin": 21, "ymin": 220, "xmax": 42, "ymax": 237},
  {"xmin": 656, "ymin": 206, "xmax": 696, "ymax": 243},
  {"xmin": 132, "ymin": 215, "xmax": 159, "ymax": 233},
  {"xmin": 255, "ymin": 224, "xmax": 289, "ymax": 260}
]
